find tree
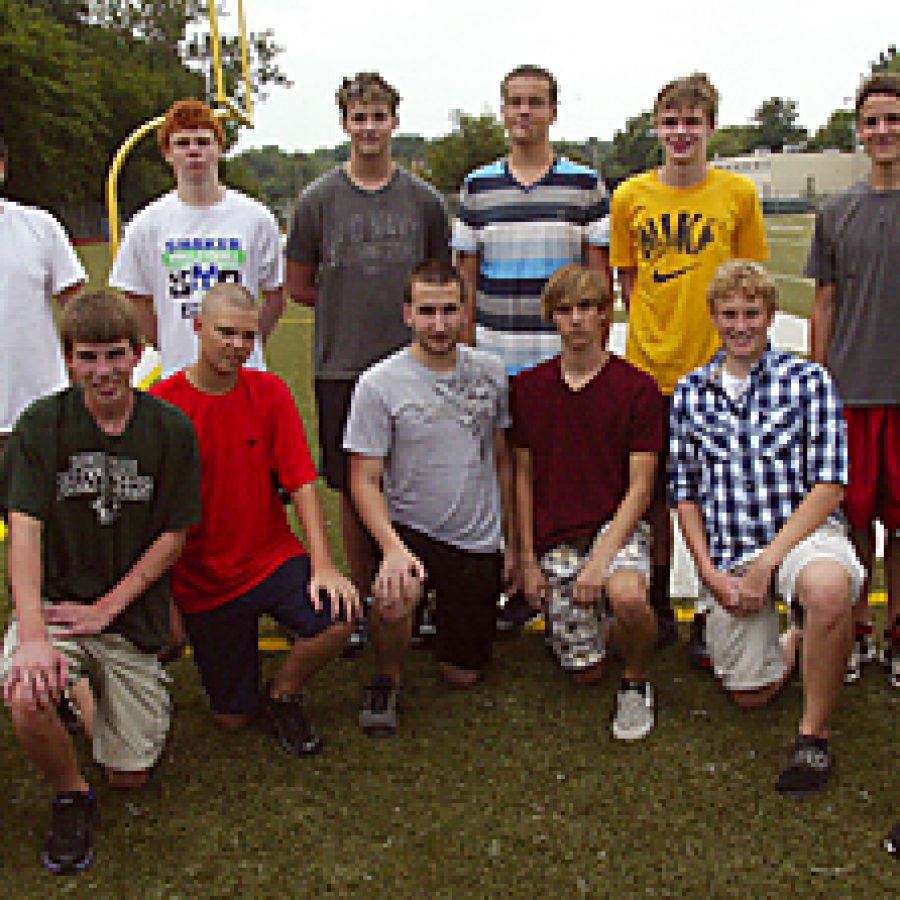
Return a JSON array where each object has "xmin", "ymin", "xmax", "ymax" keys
[
  {"xmin": 425, "ymin": 112, "xmax": 508, "ymax": 193},
  {"xmin": 603, "ymin": 111, "xmax": 662, "ymax": 180},
  {"xmin": 707, "ymin": 125, "xmax": 757, "ymax": 159},
  {"xmin": 752, "ymin": 97, "xmax": 807, "ymax": 152},
  {"xmin": 0, "ymin": 1, "xmax": 107, "ymax": 204},
  {"xmin": 870, "ymin": 44, "xmax": 898, "ymax": 74},
  {"xmin": 808, "ymin": 109, "xmax": 856, "ymax": 153}
]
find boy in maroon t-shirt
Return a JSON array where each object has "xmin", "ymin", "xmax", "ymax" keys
[{"xmin": 510, "ymin": 265, "xmax": 663, "ymax": 740}]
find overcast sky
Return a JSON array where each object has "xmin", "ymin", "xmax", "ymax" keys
[{"xmin": 230, "ymin": 0, "xmax": 895, "ymax": 153}]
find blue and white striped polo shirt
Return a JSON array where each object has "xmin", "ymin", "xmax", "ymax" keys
[{"xmin": 452, "ymin": 157, "xmax": 609, "ymax": 376}]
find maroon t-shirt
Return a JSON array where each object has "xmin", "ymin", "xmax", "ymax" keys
[{"xmin": 509, "ymin": 354, "xmax": 664, "ymax": 556}]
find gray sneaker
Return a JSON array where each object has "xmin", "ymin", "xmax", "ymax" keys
[
  {"xmin": 359, "ymin": 675, "xmax": 399, "ymax": 737},
  {"xmin": 612, "ymin": 682, "xmax": 655, "ymax": 741}
]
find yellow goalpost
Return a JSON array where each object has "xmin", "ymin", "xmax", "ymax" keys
[{"xmin": 105, "ymin": 0, "xmax": 254, "ymax": 262}]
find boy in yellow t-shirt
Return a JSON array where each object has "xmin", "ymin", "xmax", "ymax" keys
[{"xmin": 610, "ymin": 73, "xmax": 768, "ymax": 660}]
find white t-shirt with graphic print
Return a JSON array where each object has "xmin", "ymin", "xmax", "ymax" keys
[{"xmin": 110, "ymin": 189, "xmax": 283, "ymax": 379}]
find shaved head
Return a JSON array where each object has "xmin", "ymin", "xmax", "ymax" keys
[{"xmin": 200, "ymin": 283, "xmax": 258, "ymax": 318}]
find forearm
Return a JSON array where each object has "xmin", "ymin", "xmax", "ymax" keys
[
  {"xmin": 495, "ymin": 433, "xmax": 516, "ymax": 554},
  {"xmin": 130, "ymin": 294, "xmax": 158, "ymax": 348},
  {"xmin": 8, "ymin": 513, "xmax": 48, "ymax": 642},
  {"xmin": 589, "ymin": 477, "xmax": 653, "ymax": 567},
  {"xmin": 285, "ymin": 261, "xmax": 317, "ymax": 308},
  {"xmin": 352, "ymin": 469, "xmax": 405, "ymax": 556},
  {"xmin": 95, "ymin": 530, "xmax": 187, "ymax": 622},
  {"xmin": 513, "ymin": 449, "xmax": 536, "ymax": 565},
  {"xmin": 457, "ymin": 252, "xmax": 478, "ymax": 346},
  {"xmin": 810, "ymin": 284, "xmax": 835, "ymax": 366},
  {"xmin": 676, "ymin": 501, "xmax": 717, "ymax": 582},
  {"xmin": 292, "ymin": 482, "xmax": 338, "ymax": 572},
  {"xmin": 259, "ymin": 288, "xmax": 286, "ymax": 342},
  {"xmin": 760, "ymin": 482, "xmax": 844, "ymax": 569}
]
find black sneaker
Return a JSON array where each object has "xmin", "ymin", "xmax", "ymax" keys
[
  {"xmin": 41, "ymin": 790, "xmax": 96, "ymax": 875},
  {"xmin": 411, "ymin": 604, "xmax": 436, "ymax": 649},
  {"xmin": 359, "ymin": 675, "xmax": 399, "ymax": 736},
  {"xmin": 775, "ymin": 735, "xmax": 833, "ymax": 795},
  {"xmin": 497, "ymin": 591, "xmax": 537, "ymax": 638},
  {"xmin": 263, "ymin": 682, "xmax": 324, "ymax": 756},
  {"xmin": 689, "ymin": 611, "xmax": 712, "ymax": 670}
]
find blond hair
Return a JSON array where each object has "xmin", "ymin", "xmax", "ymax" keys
[
  {"xmin": 540, "ymin": 265, "xmax": 611, "ymax": 323},
  {"xmin": 707, "ymin": 260, "xmax": 778, "ymax": 312}
]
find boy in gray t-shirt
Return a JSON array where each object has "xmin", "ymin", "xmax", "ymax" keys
[
  {"xmin": 345, "ymin": 261, "xmax": 514, "ymax": 736},
  {"xmin": 805, "ymin": 72, "xmax": 900, "ymax": 686},
  {"xmin": 286, "ymin": 74, "xmax": 450, "ymax": 653}
]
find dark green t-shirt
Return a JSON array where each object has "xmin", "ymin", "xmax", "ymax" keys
[{"xmin": 0, "ymin": 387, "xmax": 201, "ymax": 652}]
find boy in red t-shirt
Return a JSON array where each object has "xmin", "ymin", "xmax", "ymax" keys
[
  {"xmin": 510, "ymin": 265, "xmax": 663, "ymax": 740},
  {"xmin": 152, "ymin": 284, "xmax": 359, "ymax": 756}
]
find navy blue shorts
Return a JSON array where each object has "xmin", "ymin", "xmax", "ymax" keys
[{"xmin": 183, "ymin": 556, "xmax": 334, "ymax": 715}]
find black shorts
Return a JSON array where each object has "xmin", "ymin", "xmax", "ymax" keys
[
  {"xmin": 394, "ymin": 523, "xmax": 500, "ymax": 672},
  {"xmin": 314, "ymin": 378, "xmax": 357, "ymax": 493},
  {"xmin": 182, "ymin": 556, "xmax": 335, "ymax": 715}
]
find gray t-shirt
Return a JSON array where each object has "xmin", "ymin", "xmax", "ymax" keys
[
  {"xmin": 287, "ymin": 167, "xmax": 451, "ymax": 380},
  {"xmin": 344, "ymin": 346, "xmax": 510, "ymax": 553},
  {"xmin": 805, "ymin": 181, "xmax": 899, "ymax": 405}
]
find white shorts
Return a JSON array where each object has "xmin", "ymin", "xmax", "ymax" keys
[{"xmin": 702, "ymin": 522, "xmax": 863, "ymax": 692}]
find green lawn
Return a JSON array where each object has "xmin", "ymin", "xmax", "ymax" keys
[{"xmin": 0, "ymin": 223, "xmax": 895, "ymax": 895}]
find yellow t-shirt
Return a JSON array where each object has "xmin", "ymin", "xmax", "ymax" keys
[{"xmin": 610, "ymin": 167, "xmax": 768, "ymax": 395}]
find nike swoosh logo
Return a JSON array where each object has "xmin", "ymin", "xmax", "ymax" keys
[{"xmin": 653, "ymin": 264, "xmax": 699, "ymax": 284}]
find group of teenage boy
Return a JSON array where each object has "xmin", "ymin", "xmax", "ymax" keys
[{"xmin": 0, "ymin": 63, "xmax": 897, "ymax": 875}]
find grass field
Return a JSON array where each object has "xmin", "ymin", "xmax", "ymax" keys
[{"xmin": 0, "ymin": 221, "xmax": 896, "ymax": 895}]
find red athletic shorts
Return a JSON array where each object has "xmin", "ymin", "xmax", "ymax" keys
[{"xmin": 843, "ymin": 406, "xmax": 900, "ymax": 530}]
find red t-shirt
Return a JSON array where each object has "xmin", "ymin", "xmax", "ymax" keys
[
  {"xmin": 509, "ymin": 354, "xmax": 664, "ymax": 556},
  {"xmin": 151, "ymin": 370, "xmax": 317, "ymax": 613}
]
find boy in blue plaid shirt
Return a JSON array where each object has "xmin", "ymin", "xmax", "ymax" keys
[{"xmin": 670, "ymin": 260, "xmax": 864, "ymax": 795}]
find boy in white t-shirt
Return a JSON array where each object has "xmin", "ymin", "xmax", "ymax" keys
[
  {"xmin": 109, "ymin": 100, "xmax": 284, "ymax": 379},
  {"xmin": 0, "ymin": 135, "xmax": 86, "ymax": 452}
]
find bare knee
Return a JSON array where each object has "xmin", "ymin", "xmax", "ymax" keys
[
  {"xmin": 607, "ymin": 573, "xmax": 651, "ymax": 622},
  {"xmin": 440, "ymin": 663, "xmax": 481, "ymax": 688},
  {"xmin": 212, "ymin": 712, "xmax": 254, "ymax": 731},
  {"xmin": 105, "ymin": 768, "xmax": 149, "ymax": 790},
  {"xmin": 729, "ymin": 686, "xmax": 778, "ymax": 709},
  {"xmin": 8, "ymin": 683, "xmax": 59, "ymax": 735},
  {"xmin": 797, "ymin": 564, "xmax": 851, "ymax": 631}
]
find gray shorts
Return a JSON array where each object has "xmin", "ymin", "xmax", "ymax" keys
[
  {"xmin": 702, "ymin": 522, "xmax": 864, "ymax": 692},
  {"xmin": 2, "ymin": 619, "xmax": 171, "ymax": 772}
]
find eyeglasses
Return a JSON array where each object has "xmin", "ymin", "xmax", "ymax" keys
[{"xmin": 171, "ymin": 135, "xmax": 214, "ymax": 149}]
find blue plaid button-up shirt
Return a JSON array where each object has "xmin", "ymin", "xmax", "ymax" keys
[{"xmin": 669, "ymin": 346, "xmax": 847, "ymax": 572}]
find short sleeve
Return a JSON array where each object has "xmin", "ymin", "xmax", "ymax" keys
[
  {"xmin": 424, "ymin": 192, "xmax": 451, "ymax": 264},
  {"xmin": 609, "ymin": 188, "xmax": 636, "ymax": 269},
  {"xmin": 583, "ymin": 177, "xmax": 611, "ymax": 247},
  {"xmin": 268, "ymin": 378, "xmax": 317, "ymax": 493},
  {"xmin": 257, "ymin": 211, "xmax": 284, "ymax": 291},
  {"xmin": 285, "ymin": 191, "xmax": 321, "ymax": 266},
  {"xmin": 451, "ymin": 179, "xmax": 478, "ymax": 255},
  {"xmin": 667, "ymin": 383, "xmax": 700, "ymax": 507},
  {"xmin": 343, "ymin": 376, "xmax": 392, "ymax": 458},
  {"xmin": 45, "ymin": 216, "xmax": 86, "ymax": 296},
  {"xmin": 803, "ymin": 208, "xmax": 835, "ymax": 284},
  {"xmin": 804, "ymin": 368, "xmax": 847, "ymax": 487},
  {"xmin": 735, "ymin": 185, "xmax": 768, "ymax": 262},
  {"xmin": 628, "ymin": 375, "xmax": 664, "ymax": 454},
  {"xmin": 109, "ymin": 218, "xmax": 153, "ymax": 297},
  {"xmin": 156, "ymin": 412, "xmax": 202, "ymax": 532},
  {"xmin": 1, "ymin": 415, "xmax": 55, "ymax": 522}
]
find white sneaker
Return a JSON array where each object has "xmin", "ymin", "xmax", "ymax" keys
[
  {"xmin": 845, "ymin": 627, "xmax": 876, "ymax": 684},
  {"xmin": 612, "ymin": 682, "xmax": 654, "ymax": 741}
]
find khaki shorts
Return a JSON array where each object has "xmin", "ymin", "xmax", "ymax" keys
[
  {"xmin": 1, "ymin": 619, "xmax": 171, "ymax": 772},
  {"xmin": 702, "ymin": 522, "xmax": 864, "ymax": 692}
]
